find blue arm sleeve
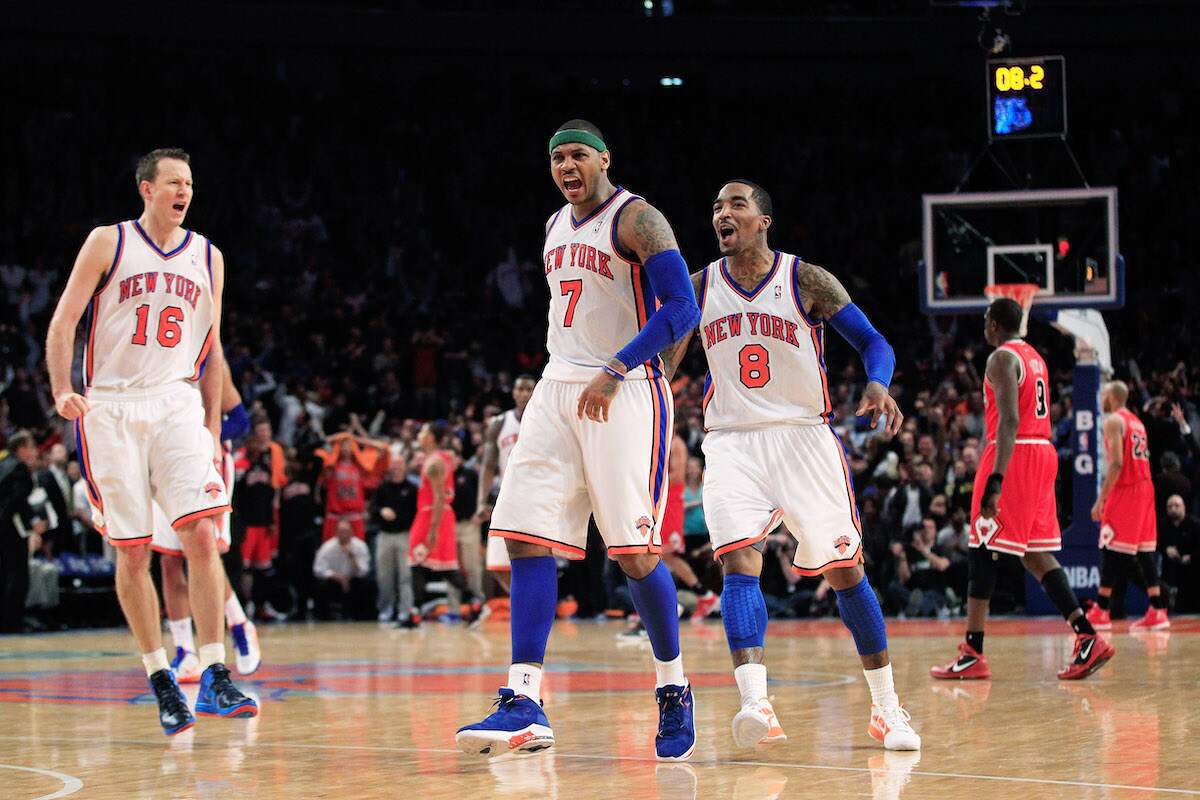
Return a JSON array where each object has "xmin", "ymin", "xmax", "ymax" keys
[
  {"xmin": 220, "ymin": 403, "xmax": 251, "ymax": 442},
  {"xmin": 614, "ymin": 249, "xmax": 700, "ymax": 372},
  {"xmin": 828, "ymin": 303, "xmax": 895, "ymax": 387}
]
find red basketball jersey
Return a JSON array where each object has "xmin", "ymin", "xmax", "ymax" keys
[
  {"xmin": 1112, "ymin": 407, "xmax": 1152, "ymax": 487},
  {"xmin": 983, "ymin": 339, "xmax": 1052, "ymax": 441}
]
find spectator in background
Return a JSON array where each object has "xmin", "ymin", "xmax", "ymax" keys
[
  {"xmin": 318, "ymin": 426, "xmax": 386, "ymax": 542},
  {"xmin": 1, "ymin": 431, "xmax": 48, "ymax": 632},
  {"xmin": 1155, "ymin": 452, "xmax": 1191, "ymax": 517},
  {"xmin": 889, "ymin": 516, "xmax": 953, "ymax": 617},
  {"xmin": 313, "ymin": 520, "xmax": 373, "ymax": 620},
  {"xmin": 682, "ymin": 456, "xmax": 707, "ymax": 546},
  {"xmin": 372, "ymin": 452, "xmax": 419, "ymax": 624},
  {"xmin": 1159, "ymin": 494, "xmax": 1197, "ymax": 611},
  {"xmin": 279, "ymin": 461, "xmax": 321, "ymax": 620},
  {"xmin": 37, "ymin": 442, "xmax": 73, "ymax": 555}
]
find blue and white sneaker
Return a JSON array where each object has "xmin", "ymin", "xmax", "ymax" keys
[
  {"xmin": 456, "ymin": 687, "xmax": 554, "ymax": 757},
  {"xmin": 195, "ymin": 663, "xmax": 258, "ymax": 718},
  {"xmin": 655, "ymin": 683, "xmax": 697, "ymax": 761},
  {"xmin": 230, "ymin": 621, "xmax": 262, "ymax": 675}
]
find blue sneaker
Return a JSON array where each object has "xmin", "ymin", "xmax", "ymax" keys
[
  {"xmin": 456, "ymin": 687, "xmax": 554, "ymax": 757},
  {"xmin": 655, "ymin": 683, "xmax": 697, "ymax": 761},
  {"xmin": 148, "ymin": 668, "xmax": 195, "ymax": 736},
  {"xmin": 195, "ymin": 663, "xmax": 258, "ymax": 718}
]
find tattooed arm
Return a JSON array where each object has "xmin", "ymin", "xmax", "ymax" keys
[
  {"xmin": 794, "ymin": 260, "xmax": 852, "ymax": 320},
  {"xmin": 576, "ymin": 200, "xmax": 699, "ymax": 422},
  {"xmin": 796, "ymin": 260, "xmax": 902, "ymax": 436}
]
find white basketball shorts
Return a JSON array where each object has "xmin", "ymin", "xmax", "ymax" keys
[
  {"xmin": 702, "ymin": 424, "xmax": 863, "ymax": 575},
  {"xmin": 75, "ymin": 381, "xmax": 230, "ymax": 546},
  {"xmin": 489, "ymin": 376, "xmax": 673, "ymax": 559},
  {"xmin": 485, "ymin": 534, "xmax": 511, "ymax": 572},
  {"xmin": 151, "ymin": 450, "xmax": 234, "ymax": 556}
]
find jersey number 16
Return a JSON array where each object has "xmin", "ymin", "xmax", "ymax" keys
[{"xmin": 131, "ymin": 304, "xmax": 184, "ymax": 348}]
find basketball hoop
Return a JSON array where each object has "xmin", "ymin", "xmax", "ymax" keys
[{"xmin": 984, "ymin": 283, "xmax": 1039, "ymax": 337}]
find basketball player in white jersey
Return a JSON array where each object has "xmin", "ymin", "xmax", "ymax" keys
[
  {"xmin": 475, "ymin": 374, "xmax": 538, "ymax": 589},
  {"xmin": 46, "ymin": 148, "xmax": 257, "ymax": 735},
  {"xmin": 457, "ymin": 120, "xmax": 701, "ymax": 761},
  {"xmin": 661, "ymin": 180, "xmax": 920, "ymax": 751},
  {"xmin": 152, "ymin": 361, "xmax": 262, "ymax": 681}
]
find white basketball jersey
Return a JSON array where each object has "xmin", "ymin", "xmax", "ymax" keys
[
  {"xmin": 84, "ymin": 221, "xmax": 216, "ymax": 392},
  {"xmin": 496, "ymin": 409, "xmax": 522, "ymax": 480},
  {"xmin": 541, "ymin": 187, "xmax": 663, "ymax": 382},
  {"xmin": 700, "ymin": 252, "xmax": 832, "ymax": 431}
]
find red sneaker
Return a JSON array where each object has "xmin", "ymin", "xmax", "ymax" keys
[
  {"xmin": 694, "ymin": 592, "xmax": 721, "ymax": 620},
  {"xmin": 1057, "ymin": 634, "xmax": 1115, "ymax": 680},
  {"xmin": 930, "ymin": 642, "xmax": 991, "ymax": 680},
  {"xmin": 1130, "ymin": 607, "xmax": 1170, "ymax": 631},
  {"xmin": 1085, "ymin": 604, "xmax": 1112, "ymax": 631}
]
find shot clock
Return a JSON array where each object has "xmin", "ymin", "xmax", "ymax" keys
[{"xmin": 986, "ymin": 55, "xmax": 1066, "ymax": 140}]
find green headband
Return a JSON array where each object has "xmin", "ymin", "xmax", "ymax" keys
[{"xmin": 549, "ymin": 129, "xmax": 607, "ymax": 155}]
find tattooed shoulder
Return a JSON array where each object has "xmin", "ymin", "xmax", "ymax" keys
[
  {"xmin": 621, "ymin": 201, "xmax": 679, "ymax": 262},
  {"xmin": 795, "ymin": 260, "xmax": 851, "ymax": 319}
]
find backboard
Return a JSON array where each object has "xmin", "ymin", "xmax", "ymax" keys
[{"xmin": 920, "ymin": 187, "xmax": 1123, "ymax": 314}]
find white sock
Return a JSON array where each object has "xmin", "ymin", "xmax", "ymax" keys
[
  {"xmin": 199, "ymin": 643, "xmax": 226, "ymax": 670},
  {"xmin": 167, "ymin": 617, "xmax": 195, "ymax": 654},
  {"xmin": 225, "ymin": 592, "xmax": 248, "ymax": 627},
  {"xmin": 734, "ymin": 663, "xmax": 768, "ymax": 705},
  {"xmin": 864, "ymin": 663, "xmax": 899, "ymax": 708},
  {"xmin": 142, "ymin": 648, "xmax": 170, "ymax": 676},
  {"xmin": 508, "ymin": 664, "xmax": 543, "ymax": 701},
  {"xmin": 654, "ymin": 654, "xmax": 687, "ymax": 689}
]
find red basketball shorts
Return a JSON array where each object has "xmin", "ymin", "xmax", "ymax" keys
[
  {"xmin": 1100, "ymin": 480, "xmax": 1157, "ymax": 554},
  {"xmin": 970, "ymin": 439, "xmax": 1060, "ymax": 556}
]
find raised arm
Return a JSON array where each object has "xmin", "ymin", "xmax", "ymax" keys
[
  {"xmin": 46, "ymin": 225, "xmax": 119, "ymax": 420},
  {"xmin": 796, "ymin": 261, "xmax": 901, "ymax": 436}
]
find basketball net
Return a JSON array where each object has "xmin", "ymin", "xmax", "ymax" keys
[{"xmin": 983, "ymin": 283, "xmax": 1039, "ymax": 337}]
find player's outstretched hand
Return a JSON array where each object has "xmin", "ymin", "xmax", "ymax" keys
[
  {"xmin": 577, "ymin": 368, "xmax": 623, "ymax": 423},
  {"xmin": 54, "ymin": 392, "xmax": 89, "ymax": 420},
  {"xmin": 856, "ymin": 381, "xmax": 902, "ymax": 437}
]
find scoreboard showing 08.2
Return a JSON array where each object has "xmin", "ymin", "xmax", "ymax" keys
[{"xmin": 986, "ymin": 55, "xmax": 1067, "ymax": 141}]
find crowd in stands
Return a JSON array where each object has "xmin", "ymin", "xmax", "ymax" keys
[{"xmin": 2, "ymin": 39, "xmax": 1199, "ymax": 631}]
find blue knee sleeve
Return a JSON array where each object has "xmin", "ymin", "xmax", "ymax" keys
[
  {"xmin": 721, "ymin": 573, "xmax": 768, "ymax": 651},
  {"xmin": 627, "ymin": 561, "xmax": 681, "ymax": 662},
  {"xmin": 835, "ymin": 576, "xmax": 888, "ymax": 656},
  {"xmin": 510, "ymin": 556, "xmax": 558, "ymax": 664}
]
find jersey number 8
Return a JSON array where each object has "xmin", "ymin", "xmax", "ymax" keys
[{"xmin": 739, "ymin": 344, "xmax": 771, "ymax": 389}]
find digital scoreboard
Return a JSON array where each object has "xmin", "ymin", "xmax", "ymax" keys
[{"xmin": 986, "ymin": 55, "xmax": 1067, "ymax": 140}]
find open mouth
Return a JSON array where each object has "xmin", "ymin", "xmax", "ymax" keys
[
  {"xmin": 563, "ymin": 177, "xmax": 583, "ymax": 193},
  {"xmin": 172, "ymin": 202, "xmax": 186, "ymax": 213},
  {"xmin": 718, "ymin": 223, "xmax": 736, "ymax": 244}
]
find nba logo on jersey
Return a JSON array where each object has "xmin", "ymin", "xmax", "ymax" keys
[{"xmin": 774, "ymin": 284, "xmax": 783, "ymax": 299}]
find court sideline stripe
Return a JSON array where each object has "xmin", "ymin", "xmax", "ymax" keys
[{"xmin": 2, "ymin": 735, "xmax": 1195, "ymax": 796}]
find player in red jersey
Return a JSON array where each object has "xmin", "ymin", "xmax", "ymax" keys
[
  {"xmin": 932, "ymin": 299, "xmax": 1114, "ymax": 681},
  {"xmin": 1085, "ymin": 380, "xmax": 1169, "ymax": 631},
  {"xmin": 409, "ymin": 420, "xmax": 482, "ymax": 625}
]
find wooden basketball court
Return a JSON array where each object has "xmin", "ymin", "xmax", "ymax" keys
[{"xmin": 1, "ymin": 617, "xmax": 1196, "ymax": 799}]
